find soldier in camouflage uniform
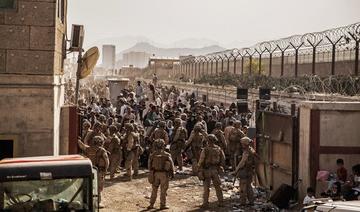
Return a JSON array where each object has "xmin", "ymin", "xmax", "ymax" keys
[
  {"xmin": 234, "ymin": 137, "xmax": 256, "ymax": 206},
  {"xmin": 149, "ymin": 121, "xmax": 169, "ymax": 152},
  {"xmin": 228, "ymin": 120, "xmax": 245, "ymax": 170},
  {"xmin": 147, "ymin": 139, "xmax": 175, "ymax": 210},
  {"xmin": 107, "ymin": 125, "xmax": 122, "ymax": 180},
  {"xmin": 78, "ymin": 136, "xmax": 109, "ymax": 207},
  {"xmin": 211, "ymin": 122, "xmax": 227, "ymax": 152},
  {"xmin": 81, "ymin": 120, "xmax": 91, "ymax": 141},
  {"xmin": 170, "ymin": 118, "xmax": 188, "ymax": 171},
  {"xmin": 121, "ymin": 123, "xmax": 140, "ymax": 180},
  {"xmin": 185, "ymin": 124, "xmax": 206, "ymax": 175},
  {"xmin": 198, "ymin": 134, "xmax": 225, "ymax": 208},
  {"xmin": 83, "ymin": 122, "xmax": 106, "ymax": 146}
]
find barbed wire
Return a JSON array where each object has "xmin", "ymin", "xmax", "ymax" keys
[
  {"xmin": 194, "ymin": 73, "xmax": 360, "ymax": 96},
  {"xmin": 180, "ymin": 22, "xmax": 360, "ymax": 64}
]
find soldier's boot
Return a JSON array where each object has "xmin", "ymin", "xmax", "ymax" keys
[
  {"xmin": 110, "ymin": 174, "xmax": 115, "ymax": 180},
  {"xmin": 160, "ymin": 205, "xmax": 169, "ymax": 210}
]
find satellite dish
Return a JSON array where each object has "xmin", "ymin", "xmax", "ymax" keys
[{"xmin": 79, "ymin": 47, "xmax": 99, "ymax": 79}]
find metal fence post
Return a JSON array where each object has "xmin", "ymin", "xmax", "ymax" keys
[
  {"xmin": 241, "ymin": 56, "xmax": 244, "ymax": 75},
  {"xmin": 349, "ymin": 32, "xmax": 359, "ymax": 76},
  {"xmin": 326, "ymin": 35, "xmax": 343, "ymax": 75}
]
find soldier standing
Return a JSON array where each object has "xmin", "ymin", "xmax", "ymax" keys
[
  {"xmin": 81, "ymin": 120, "xmax": 91, "ymax": 141},
  {"xmin": 228, "ymin": 120, "xmax": 245, "ymax": 170},
  {"xmin": 83, "ymin": 122, "xmax": 105, "ymax": 146},
  {"xmin": 233, "ymin": 137, "xmax": 256, "ymax": 206},
  {"xmin": 170, "ymin": 118, "xmax": 188, "ymax": 171},
  {"xmin": 211, "ymin": 122, "xmax": 227, "ymax": 152},
  {"xmin": 149, "ymin": 121, "xmax": 169, "ymax": 151},
  {"xmin": 198, "ymin": 134, "xmax": 225, "ymax": 208},
  {"xmin": 147, "ymin": 139, "xmax": 175, "ymax": 210},
  {"xmin": 185, "ymin": 124, "xmax": 206, "ymax": 175},
  {"xmin": 78, "ymin": 136, "xmax": 109, "ymax": 207},
  {"xmin": 107, "ymin": 125, "xmax": 122, "ymax": 180},
  {"xmin": 121, "ymin": 123, "xmax": 140, "ymax": 180},
  {"xmin": 224, "ymin": 120, "xmax": 235, "ymax": 146}
]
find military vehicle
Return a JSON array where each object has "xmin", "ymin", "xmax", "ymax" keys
[{"xmin": 0, "ymin": 155, "xmax": 99, "ymax": 211}]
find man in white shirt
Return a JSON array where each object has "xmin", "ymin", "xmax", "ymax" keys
[{"xmin": 135, "ymin": 81, "xmax": 143, "ymax": 101}]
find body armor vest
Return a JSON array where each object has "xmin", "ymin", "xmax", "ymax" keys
[{"xmin": 204, "ymin": 146, "xmax": 221, "ymax": 167}]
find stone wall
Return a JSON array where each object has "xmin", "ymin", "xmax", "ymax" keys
[{"xmin": 0, "ymin": 0, "xmax": 67, "ymax": 157}]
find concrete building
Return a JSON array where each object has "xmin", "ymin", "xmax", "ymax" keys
[
  {"xmin": 123, "ymin": 51, "xmax": 151, "ymax": 68},
  {"xmin": 0, "ymin": 0, "xmax": 67, "ymax": 158},
  {"xmin": 102, "ymin": 44, "xmax": 116, "ymax": 69},
  {"xmin": 148, "ymin": 57, "xmax": 180, "ymax": 71}
]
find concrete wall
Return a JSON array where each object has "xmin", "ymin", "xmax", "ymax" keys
[
  {"xmin": 298, "ymin": 101, "xmax": 360, "ymax": 199},
  {"xmin": 184, "ymin": 57, "xmax": 359, "ymax": 78},
  {"xmin": 0, "ymin": 0, "xmax": 67, "ymax": 157}
]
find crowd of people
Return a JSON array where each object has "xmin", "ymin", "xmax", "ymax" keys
[
  {"xmin": 76, "ymin": 80, "xmax": 256, "ymax": 209},
  {"xmin": 74, "ymin": 79, "xmax": 360, "ymax": 210},
  {"xmin": 303, "ymin": 159, "xmax": 360, "ymax": 206}
]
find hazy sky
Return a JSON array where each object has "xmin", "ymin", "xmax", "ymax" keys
[{"xmin": 68, "ymin": 0, "xmax": 360, "ymax": 49}]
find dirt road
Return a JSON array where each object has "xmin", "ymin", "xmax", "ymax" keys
[{"xmin": 101, "ymin": 167, "xmax": 242, "ymax": 212}]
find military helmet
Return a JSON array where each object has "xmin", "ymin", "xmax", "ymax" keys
[
  {"xmin": 83, "ymin": 120, "xmax": 91, "ymax": 128},
  {"xmin": 215, "ymin": 122, "xmax": 222, "ymax": 128},
  {"xmin": 125, "ymin": 123, "xmax": 134, "ymax": 131},
  {"xmin": 153, "ymin": 139, "xmax": 165, "ymax": 150},
  {"xmin": 174, "ymin": 118, "xmax": 182, "ymax": 126},
  {"xmin": 180, "ymin": 113, "xmax": 187, "ymax": 120},
  {"xmin": 207, "ymin": 134, "xmax": 218, "ymax": 143},
  {"xmin": 158, "ymin": 121, "xmax": 166, "ymax": 128},
  {"xmin": 194, "ymin": 124, "xmax": 203, "ymax": 132},
  {"xmin": 93, "ymin": 136, "xmax": 104, "ymax": 146},
  {"xmin": 234, "ymin": 120, "xmax": 242, "ymax": 127},
  {"xmin": 240, "ymin": 137, "xmax": 251, "ymax": 145}
]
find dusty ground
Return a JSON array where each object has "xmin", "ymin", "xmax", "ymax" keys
[{"xmin": 101, "ymin": 166, "xmax": 255, "ymax": 212}]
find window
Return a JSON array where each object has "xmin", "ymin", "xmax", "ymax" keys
[
  {"xmin": 0, "ymin": 0, "xmax": 16, "ymax": 10},
  {"xmin": 0, "ymin": 178, "xmax": 90, "ymax": 211}
]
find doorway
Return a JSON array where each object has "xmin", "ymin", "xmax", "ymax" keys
[{"xmin": 0, "ymin": 140, "xmax": 13, "ymax": 160}]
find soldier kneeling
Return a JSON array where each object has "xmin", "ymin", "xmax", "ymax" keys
[{"xmin": 148, "ymin": 139, "xmax": 175, "ymax": 210}]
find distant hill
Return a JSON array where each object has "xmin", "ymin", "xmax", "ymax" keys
[
  {"xmin": 170, "ymin": 38, "xmax": 221, "ymax": 48},
  {"xmin": 117, "ymin": 42, "xmax": 226, "ymax": 59}
]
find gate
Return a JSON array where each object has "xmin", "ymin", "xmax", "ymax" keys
[{"xmin": 255, "ymin": 104, "xmax": 299, "ymax": 196}]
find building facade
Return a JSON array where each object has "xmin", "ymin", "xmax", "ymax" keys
[
  {"xmin": 0, "ymin": 0, "xmax": 67, "ymax": 158},
  {"xmin": 122, "ymin": 51, "xmax": 151, "ymax": 68}
]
